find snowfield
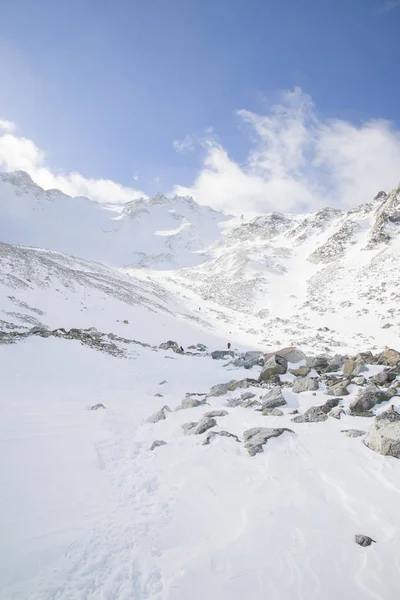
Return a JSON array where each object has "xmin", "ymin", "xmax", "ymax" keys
[{"xmin": 1, "ymin": 171, "xmax": 400, "ymax": 599}]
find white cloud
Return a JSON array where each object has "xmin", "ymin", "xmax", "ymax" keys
[
  {"xmin": 0, "ymin": 119, "xmax": 16, "ymax": 133},
  {"xmin": 173, "ymin": 134, "xmax": 195, "ymax": 153},
  {"xmin": 173, "ymin": 88, "xmax": 400, "ymax": 215},
  {"xmin": 378, "ymin": 0, "xmax": 400, "ymax": 12},
  {"xmin": 0, "ymin": 126, "xmax": 147, "ymax": 203}
]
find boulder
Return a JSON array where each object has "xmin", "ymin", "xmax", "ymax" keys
[
  {"xmin": 150, "ymin": 440, "xmax": 167, "ymax": 450},
  {"xmin": 258, "ymin": 354, "xmax": 287, "ymax": 382},
  {"xmin": 376, "ymin": 347, "xmax": 400, "ymax": 367},
  {"xmin": 350, "ymin": 385, "xmax": 390, "ymax": 413},
  {"xmin": 372, "ymin": 370, "xmax": 397, "ymax": 386},
  {"xmin": 320, "ymin": 398, "xmax": 339, "ymax": 413},
  {"xmin": 354, "ymin": 351, "xmax": 373, "ymax": 365},
  {"xmin": 306, "ymin": 355, "xmax": 329, "ymax": 371},
  {"xmin": 202, "ymin": 430, "xmax": 240, "ymax": 445},
  {"xmin": 91, "ymin": 403, "xmax": 106, "ymax": 410},
  {"xmin": 352, "ymin": 376, "xmax": 367, "ymax": 385},
  {"xmin": 327, "ymin": 381, "xmax": 349, "ymax": 396},
  {"xmin": 290, "ymin": 367, "xmax": 311, "ymax": 377},
  {"xmin": 329, "ymin": 407, "xmax": 345, "ymax": 419},
  {"xmin": 146, "ymin": 405, "xmax": 171, "ymax": 423},
  {"xmin": 364, "ymin": 408, "xmax": 400, "ymax": 458},
  {"xmin": 353, "ymin": 363, "xmax": 368, "ymax": 376},
  {"xmin": 159, "ymin": 380, "xmax": 168, "ymax": 385},
  {"xmin": 204, "ymin": 410, "xmax": 229, "ymax": 418},
  {"xmin": 182, "ymin": 417, "xmax": 217, "ymax": 436},
  {"xmin": 355, "ymin": 535, "xmax": 376, "ymax": 547},
  {"xmin": 181, "ymin": 398, "xmax": 206, "ymax": 409},
  {"xmin": 343, "ymin": 359, "xmax": 356, "ymax": 376},
  {"xmin": 341, "ymin": 429, "xmax": 366, "ymax": 438},
  {"xmin": 262, "ymin": 408, "xmax": 284, "ymax": 416},
  {"xmin": 241, "ymin": 391, "xmax": 256, "ymax": 401},
  {"xmin": 292, "ymin": 377, "xmax": 319, "ymax": 393},
  {"xmin": 243, "ymin": 427, "xmax": 294, "ymax": 456},
  {"xmin": 261, "ymin": 386, "xmax": 287, "ymax": 409},
  {"xmin": 209, "ymin": 380, "xmax": 239, "ymax": 397},
  {"xmin": 291, "ymin": 407, "xmax": 328, "ymax": 423},
  {"xmin": 159, "ymin": 340, "xmax": 182, "ymax": 354},
  {"xmin": 211, "ymin": 350, "xmax": 235, "ymax": 360},
  {"xmin": 264, "ymin": 347, "xmax": 305, "ymax": 364}
]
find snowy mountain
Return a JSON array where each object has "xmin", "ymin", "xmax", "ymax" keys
[{"xmin": 1, "ymin": 171, "xmax": 400, "ymax": 600}]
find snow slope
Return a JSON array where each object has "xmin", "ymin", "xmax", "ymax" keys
[{"xmin": 1, "ymin": 336, "xmax": 400, "ymax": 600}]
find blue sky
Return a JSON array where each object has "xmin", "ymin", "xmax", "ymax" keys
[{"xmin": 1, "ymin": 0, "xmax": 400, "ymax": 213}]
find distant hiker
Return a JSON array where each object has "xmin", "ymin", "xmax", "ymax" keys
[
  {"xmin": 180, "ymin": 345, "xmax": 184, "ymax": 353},
  {"xmin": 227, "ymin": 342, "xmax": 231, "ymax": 349}
]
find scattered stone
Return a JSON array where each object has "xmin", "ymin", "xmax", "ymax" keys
[
  {"xmin": 91, "ymin": 403, "xmax": 106, "ymax": 410},
  {"xmin": 181, "ymin": 398, "xmax": 206, "ymax": 409},
  {"xmin": 243, "ymin": 427, "xmax": 294, "ymax": 456},
  {"xmin": 262, "ymin": 408, "xmax": 284, "ymax": 416},
  {"xmin": 241, "ymin": 398, "xmax": 261, "ymax": 408},
  {"xmin": 372, "ymin": 370, "xmax": 397, "ymax": 386},
  {"xmin": 306, "ymin": 355, "xmax": 329, "ymax": 371},
  {"xmin": 182, "ymin": 417, "xmax": 217, "ymax": 436},
  {"xmin": 290, "ymin": 367, "xmax": 311, "ymax": 377},
  {"xmin": 123, "ymin": 320, "xmax": 129, "ymax": 324},
  {"xmin": 159, "ymin": 380, "xmax": 167, "ymax": 385},
  {"xmin": 355, "ymin": 535, "xmax": 376, "ymax": 547},
  {"xmin": 209, "ymin": 380, "xmax": 239, "ymax": 396},
  {"xmin": 292, "ymin": 377, "xmax": 319, "ymax": 393},
  {"xmin": 202, "ymin": 430, "xmax": 241, "ymax": 445},
  {"xmin": 320, "ymin": 398, "xmax": 339, "ymax": 413},
  {"xmin": 146, "ymin": 405, "xmax": 171, "ymax": 423},
  {"xmin": 353, "ymin": 363, "xmax": 368, "ymax": 375},
  {"xmin": 364, "ymin": 407, "xmax": 400, "ymax": 458},
  {"xmin": 258, "ymin": 354, "xmax": 288, "ymax": 382},
  {"xmin": 329, "ymin": 407, "xmax": 345, "ymax": 419},
  {"xmin": 159, "ymin": 340, "xmax": 182, "ymax": 354},
  {"xmin": 241, "ymin": 391, "xmax": 256, "ymax": 401},
  {"xmin": 261, "ymin": 386, "xmax": 287, "ymax": 409},
  {"xmin": 327, "ymin": 381, "xmax": 349, "ymax": 396},
  {"xmin": 150, "ymin": 440, "xmax": 167, "ymax": 451},
  {"xmin": 211, "ymin": 350, "xmax": 235, "ymax": 360},
  {"xmin": 342, "ymin": 429, "xmax": 366, "ymax": 438},
  {"xmin": 343, "ymin": 359, "xmax": 356, "ymax": 376},
  {"xmin": 350, "ymin": 385, "xmax": 390, "ymax": 413},
  {"xmin": 204, "ymin": 410, "xmax": 229, "ymax": 418},
  {"xmin": 154, "ymin": 393, "xmax": 163, "ymax": 398},
  {"xmin": 353, "ymin": 376, "xmax": 367, "ymax": 385},
  {"xmin": 291, "ymin": 407, "xmax": 328, "ymax": 423}
]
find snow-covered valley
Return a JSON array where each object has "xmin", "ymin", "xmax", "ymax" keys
[{"xmin": 1, "ymin": 171, "xmax": 400, "ymax": 599}]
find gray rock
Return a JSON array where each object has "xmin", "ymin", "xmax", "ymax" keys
[
  {"xmin": 146, "ymin": 405, "xmax": 171, "ymax": 423},
  {"xmin": 327, "ymin": 381, "xmax": 349, "ymax": 396},
  {"xmin": 364, "ymin": 408, "xmax": 400, "ymax": 458},
  {"xmin": 350, "ymin": 385, "xmax": 390, "ymax": 413},
  {"xmin": 268, "ymin": 347, "xmax": 306, "ymax": 364},
  {"xmin": 372, "ymin": 370, "xmax": 397, "ymax": 386},
  {"xmin": 261, "ymin": 386, "xmax": 287, "ymax": 409},
  {"xmin": 243, "ymin": 427, "xmax": 294, "ymax": 456},
  {"xmin": 343, "ymin": 359, "xmax": 356, "ymax": 376},
  {"xmin": 376, "ymin": 347, "xmax": 400, "ymax": 367},
  {"xmin": 341, "ymin": 429, "xmax": 366, "ymax": 438},
  {"xmin": 202, "ymin": 430, "xmax": 241, "ymax": 445},
  {"xmin": 211, "ymin": 350, "xmax": 235, "ymax": 360},
  {"xmin": 159, "ymin": 340, "xmax": 182, "ymax": 354},
  {"xmin": 353, "ymin": 376, "xmax": 367, "ymax": 385},
  {"xmin": 262, "ymin": 408, "xmax": 284, "ymax": 416},
  {"xmin": 292, "ymin": 377, "xmax": 319, "ymax": 393},
  {"xmin": 182, "ymin": 417, "xmax": 217, "ymax": 436},
  {"xmin": 291, "ymin": 407, "xmax": 328, "ymax": 423},
  {"xmin": 91, "ymin": 403, "xmax": 106, "ymax": 410},
  {"xmin": 209, "ymin": 380, "xmax": 239, "ymax": 397},
  {"xmin": 204, "ymin": 410, "xmax": 229, "ymax": 418},
  {"xmin": 306, "ymin": 355, "xmax": 329, "ymax": 371},
  {"xmin": 181, "ymin": 398, "xmax": 206, "ymax": 409},
  {"xmin": 240, "ymin": 391, "xmax": 256, "ymax": 401},
  {"xmin": 353, "ymin": 363, "xmax": 368, "ymax": 376},
  {"xmin": 258, "ymin": 354, "xmax": 288, "ymax": 383},
  {"xmin": 355, "ymin": 534, "xmax": 376, "ymax": 547},
  {"xmin": 320, "ymin": 398, "xmax": 339, "ymax": 413},
  {"xmin": 150, "ymin": 440, "xmax": 167, "ymax": 450},
  {"xmin": 329, "ymin": 407, "xmax": 345, "ymax": 419},
  {"xmin": 241, "ymin": 398, "xmax": 261, "ymax": 408},
  {"xmin": 159, "ymin": 380, "xmax": 167, "ymax": 385}
]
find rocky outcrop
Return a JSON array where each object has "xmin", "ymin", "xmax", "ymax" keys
[
  {"xmin": 159, "ymin": 340, "xmax": 183, "ymax": 354},
  {"xmin": 290, "ymin": 367, "xmax": 311, "ymax": 377},
  {"xmin": 181, "ymin": 398, "xmax": 206, "ymax": 409},
  {"xmin": 327, "ymin": 381, "xmax": 350, "ymax": 396},
  {"xmin": 258, "ymin": 354, "xmax": 287, "ymax": 382},
  {"xmin": 291, "ymin": 407, "xmax": 328, "ymax": 423},
  {"xmin": 150, "ymin": 440, "xmax": 167, "ymax": 450},
  {"xmin": 364, "ymin": 408, "xmax": 400, "ymax": 458},
  {"xmin": 202, "ymin": 430, "xmax": 240, "ymax": 445},
  {"xmin": 209, "ymin": 380, "xmax": 239, "ymax": 396},
  {"xmin": 292, "ymin": 377, "xmax": 319, "ymax": 393},
  {"xmin": 320, "ymin": 398, "xmax": 339, "ymax": 413},
  {"xmin": 355, "ymin": 534, "xmax": 376, "ymax": 547},
  {"xmin": 264, "ymin": 347, "xmax": 305, "ymax": 364},
  {"xmin": 243, "ymin": 427, "xmax": 294, "ymax": 456},
  {"xmin": 211, "ymin": 350, "xmax": 235, "ymax": 360},
  {"xmin": 146, "ymin": 405, "xmax": 171, "ymax": 423}
]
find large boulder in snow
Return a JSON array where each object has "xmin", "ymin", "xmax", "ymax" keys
[
  {"xmin": 182, "ymin": 417, "xmax": 217, "ymax": 435},
  {"xmin": 349, "ymin": 385, "xmax": 390, "ymax": 413},
  {"xmin": 291, "ymin": 407, "xmax": 328, "ymax": 423},
  {"xmin": 264, "ymin": 347, "xmax": 305, "ymax": 364},
  {"xmin": 372, "ymin": 369, "xmax": 398, "ymax": 387},
  {"xmin": 327, "ymin": 381, "xmax": 350, "ymax": 396},
  {"xmin": 159, "ymin": 340, "xmax": 182, "ymax": 354},
  {"xmin": 376, "ymin": 347, "xmax": 400, "ymax": 367},
  {"xmin": 243, "ymin": 427, "xmax": 294, "ymax": 456},
  {"xmin": 292, "ymin": 377, "xmax": 319, "ymax": 393},
  {"xmin": 306, "ymin": 355, "xmax": 329, "ymax": 371},
  {"xmin": 211, "ymin": 350, "xmax": 235, "ymax": 360},
  {"xmin": 364, "ymin": 408, "xmax": 400, "ymax": 458},
  {"xmin": 202, "ymin": 430, "xmax": 240, "ymax": 445},
  {"xmin": 258, "ymin": 354, "xmax": 288, "ymax": 382},
  {"xmin": 181, "ymin": 397, "xmax": 207, "ymax": 409},
  {"xmin": 261, "ymin": 386, "xmax": 287, "ymax": 409},
  {"xmin": 146, "ymin": 405, "xmax": 171, "ymax": 423},
  {"xmin": 209, "ymin": 380, "xmax": 239, "ymax": 397}
]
